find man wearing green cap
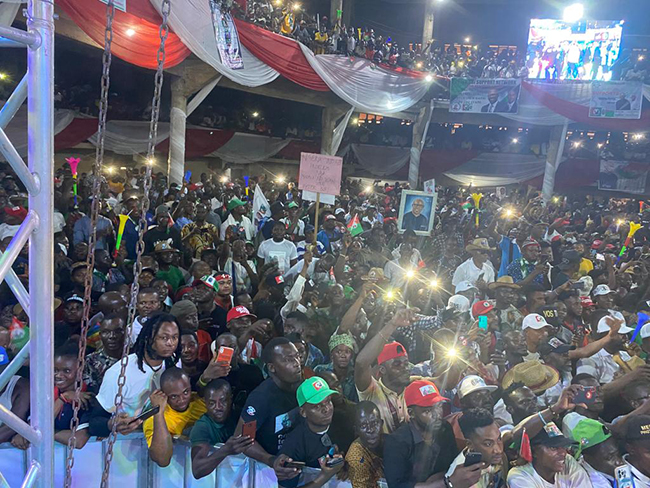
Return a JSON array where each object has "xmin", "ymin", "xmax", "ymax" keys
[
  {"xmin": 562, "ymin": 413, "xmax": 623, "ymax": 487},
  {"xmin": 221, "ymin": 198, "xmax": 254, "ymax": 241},
  {"xmin": 281, "ymin": 201, "xmax": 305, "ymax": 241},
  {"xmin": 274, "ymin": 376, "xmax": 346, "ymax": 487}
]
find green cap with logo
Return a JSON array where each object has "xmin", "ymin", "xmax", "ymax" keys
[
  {"xmin": 296, "ymin": 376, "xmax": 338, "ymax": 407},
  {"xmin": 227, "ymin": 198, "xmax": 247, "ymax": 211},
  {"xmin": 562, "ymin": 412, "xmax": 611, "ymax": 458}
]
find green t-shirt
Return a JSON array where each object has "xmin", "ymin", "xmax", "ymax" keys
[
  {"xmin": 189, "ymin": 414, "xmax": 235, "ymax": 446},
  {"xmin": 156, "ymin": 266, "xmax": 184, "ymax": 292}
]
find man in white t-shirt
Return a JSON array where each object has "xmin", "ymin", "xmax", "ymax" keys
[
  {"xmin": 257, "ymin": 220, "xmax": 298, "ymax": 274},
  {"xmin": 220, "ymin": 198, "xmax": 255, "ymax": 241},
  {"xmin": 91, "ymin": 313, "xmax": 180, "ymax": 436},
  {"xmin": 507, "ymin": 421, "xmax": 591, "ymax": 488},
  {"xmin": 280, "ymin": 201, "xmax": 305, "ymax": 240},
  {"xmin": 452, "ymin": 238, "xmax": 496, "ymax": 291}
]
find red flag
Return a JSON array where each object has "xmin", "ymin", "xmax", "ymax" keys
[{"xmin": 519, "ymin": 428, "xmax": 532, "ymax": 463}]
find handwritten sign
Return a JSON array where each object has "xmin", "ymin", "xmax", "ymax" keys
[{"xmin": 298, "ymin": 153, "xmax": 343, "ymax": 196}]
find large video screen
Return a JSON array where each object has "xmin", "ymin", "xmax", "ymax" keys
[{"xmin": 527, "ymin": 19, "xmax": 623, "ymax": 81}]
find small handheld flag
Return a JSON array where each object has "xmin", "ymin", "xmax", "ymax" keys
[{"xmin": 347, "ymin": 214, "xmax": 363, "ymax": 237}]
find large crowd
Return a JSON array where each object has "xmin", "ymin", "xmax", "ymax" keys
[{"xmin": 2, "ymin": 162, "xmax": 650, "ymax": 488}]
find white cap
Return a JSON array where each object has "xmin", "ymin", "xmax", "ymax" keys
[
  {"xmin": 447, "ymin": 295, "xmax": 471, "ymax": 313},
  {"xmin": 455, "ymin": 281, "xmax": 478, "ymax": 294},
  {"xmin": 577, "ymin": 276, "xmax": 593, "ymax": 297},
  {"xmin": 335, "ymin": 208, "xmax": 346, "ymax": 215},
  {"xmin": 639, "ymin": 322, "xmax": 650, "ymax": 339},
  {"xmin": 592, "ymin": 284, "xmax": 613, "ymax": 297},
  {"xmin": 596, "ymin": 314, "xmax": 633, "ymax": 334},
  {"xmin": 457, "ymin": 375, "xmax": 498, "ymax": 399},
  {"xmin": 522, "ymin": 313, "xmax": 552, "ymax": 331}
]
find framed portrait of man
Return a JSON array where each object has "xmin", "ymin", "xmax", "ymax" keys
[{"xmin": 397, "ymin": 190, "xmax": 436, "ymax": 236}]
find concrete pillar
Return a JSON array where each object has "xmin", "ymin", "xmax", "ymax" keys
[
  {"xmin": 422, "ymin": 1, "xmax": 435, "ymax": 47},
  {"xmin": 541, "ymin": 121, "xmax": 569, "ymax": 204},
  {"xmin": 168, "ymin": 76, "xmax": 187, "ymax": 186},
  {"xmin": 321, "ymin": 106, "xmax": 338, "ymax": 155},
  {"xmin": 342, "ymin": 0, "xmax": 352, "ymax": 27},
  {"xmin": 330, "ymin": 0, "xmax": 343, "ymax": 26},
  {"xmin": 408, "ymin": 102, "xmax": 433, "ymax": 188}
]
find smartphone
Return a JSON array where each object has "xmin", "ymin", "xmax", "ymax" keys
[
  {"xmin": 614, "ymin": 465, "xmax": 634, "ymax": 488},
  {"xmin": 131, "ymin": 405, "xmax": 160, "ymax": 423},
  {"xmin": 325, "ymin": 457, "xmax": 345, "ymax": 468},
  {"xmin": 285, "ymin": 461, "xmax": 306, "ymax": 469},
  {"xmin": 464, "ymin": 451, "xmax": 483, "ymax": 467},
  {"xmin": 478, "ymin": 316, "xmax": 488, "ymax": 331},
  {"xmin": 216, "ymin": 346, "xmax": 234, "ymax": 364},
  {"xmin": 242, "ymin": 420, "xmax": 257, "ymax": 439},
  {"xmin": 574, "ymin": 387, "xmax": 596, "ymax": 406}
]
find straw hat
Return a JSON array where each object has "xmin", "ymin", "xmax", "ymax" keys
[
  {"xmin": 465, "ymin": 238, "xmax": 494, "ymax": 252},
  {"xmin": 488, "ymin": 276, "xmax": 520, "ymax": 291},
  {"xmin": 502, "ymin": 360, "xmax": 560, "ymax": 394}
]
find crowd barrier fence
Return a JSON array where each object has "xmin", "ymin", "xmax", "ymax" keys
[{"xmin": 0, "ymin": 434, "xmax": 370, "ymax": 487}]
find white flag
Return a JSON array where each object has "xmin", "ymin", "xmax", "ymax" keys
[{"xmin": 253, "ymin": 184, "xmax": 271, "ymax": 232}]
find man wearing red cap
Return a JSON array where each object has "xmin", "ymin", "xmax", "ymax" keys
[
  {"xmin": 384, "ymin": 380, "xmax": 485, "ymax": 488},
  {"xmin": 0, "ymin": 206, "xmax": 27, "ymax": 241},
  {"xmin": 355, "ymin": 309, "xmax": 416, "ymax": 434}
]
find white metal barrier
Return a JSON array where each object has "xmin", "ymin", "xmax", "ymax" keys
[{"xmin": 0, "ymin": 435, "xmax": 355, "ymax": 487}]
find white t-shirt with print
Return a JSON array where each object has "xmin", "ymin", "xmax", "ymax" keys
[
  {"xmin": 507, "ymin": 454, "xmax": 591, "ymax": 488},
  {"xmin": 257, "ymin": 238, "xmax": 297, "ymax": 273},
  {"xmin": 96, "ymin": 353, "xmax": 165, "ymax": 416}
]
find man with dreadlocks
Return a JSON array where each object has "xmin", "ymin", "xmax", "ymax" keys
[{"xmin": 89, "ymin": 313, "xmax": 181, "ymax": 437}]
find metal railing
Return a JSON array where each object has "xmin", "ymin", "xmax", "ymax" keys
[
  {"xmin": 0, "ymin": 1, "xmax": 55, "ymax": 487},
  {"xmin": 0, "ymin": 435, "xmax": 360, "ymax": 488}
]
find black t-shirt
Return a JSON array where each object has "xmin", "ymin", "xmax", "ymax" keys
[
  {"xmin": 277, "ymin": 416, "xmax": 349, "ymax": 488},
  {"xmin": 226, "ymin": 363, "xmax": 265, "ymax": 418},
  {"xmin": 383, "ymin": 421, "xmax": 459, "ymax": 487},
  {"xmin": 143, "ymin": 226, "xmax": 182, "ymax": 254},
  {"xmin": 240, "ymin": 378, "xmax": 299, "ymax": 456}
]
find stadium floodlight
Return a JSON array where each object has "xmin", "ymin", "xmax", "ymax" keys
[{"xmin": 563, "ymin": 3, "xmax": 584, "ymax": 22}]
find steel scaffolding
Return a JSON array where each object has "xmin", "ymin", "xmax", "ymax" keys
[{"xmin": 0, "ymin": 0, "xmax": 55, "ymax": 487}]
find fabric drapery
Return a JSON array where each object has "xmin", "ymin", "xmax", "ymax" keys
[
  {"xmin": 209, "ymin": 132, "xmax": 290, "ymax": 163},
  {"xmin": 157, "ymin": 127, "xmax": 235, "ymax": 158},
  {"xmin": 299, "ymin": 44, "xmax": 431, "ymax": 114},
  {"xmin": 148, "ymin": 0, "xmax": 279, "ymax": 87},
  {"xmin": 87, "ymin": 120, "xmax": 171, "ymax": 155},
  {"xmin": 350, "ymin": 144, "xmax": 411, "ymax": 176},
  {"xmin": 56, "ymin": 0, "xmax": 190, "ymax": 70},
  {"xmin": 2, "ymin": 106, "xmax": 76, "ymax": 157},
  {"xmin": 443, "ymin": 152, "xmax": 547, "ymax": 186}
]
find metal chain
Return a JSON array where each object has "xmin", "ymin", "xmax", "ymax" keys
[
  {"xmin": 100, "ymin": 1, "xmax": 171, "ymax": 486},
  {"xmin": 64, "ymin": 1, "xmax": 115, "ymax": 486}
]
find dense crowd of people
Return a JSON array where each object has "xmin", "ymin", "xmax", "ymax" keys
[{"xmin": 3, "ymin": 163, "xmax": 650, "ymax": 488}]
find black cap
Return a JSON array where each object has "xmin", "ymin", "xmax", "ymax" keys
[
  {"xmin": 626, "ymin": 415, "xmax": 650, "ymax": 442},
  {"xmin": 531, "ymin": 422, "xmax": 575, "ymax": 448},
  {"xmin": 558, "ymin": 250, "xmax": 581, "ymax": 271},
  {"xmin": 441, "ymin": 307, "xmax": 463, "ymax": 323},
  {"xmin": 539, "ymin": 305, "xmax": 561, "ymax": 327},
  {"xmin": 270, "ymin": 201, "xmax": 285, "ymax": 215},
  {"xmin": 537, "ymin": 336, "xmax": 575, "ymax": 358}
]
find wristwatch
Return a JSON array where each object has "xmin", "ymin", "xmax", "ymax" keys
[{"xmin": 444, "ymin": 474, "xmax": 454, "ymax": 488}]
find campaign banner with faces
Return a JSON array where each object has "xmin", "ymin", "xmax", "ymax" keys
[
  {"xmin": 590, "ymin": 81, "xmax": 643, "ymax": 120},
  {"xmin": 449, "ymin": 78, "xmax": 522, "ymax": 114},
  {"xmin": 598, "ymin": 159, "xmax": 650, "ymax": 195}
]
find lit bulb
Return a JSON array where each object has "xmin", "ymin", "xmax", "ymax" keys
[
  {"xmin": 425, "ymin": 74, "xmax": 433, "ymax": 82},
  {"xmin": 597, "ymin": 143, "xmax": 604, "ymax": 148},
  {"xmin": 220, "ymin": 176, "xmax": 228, "ymax": 183},
  {"xmin": 511, "ymin": 138, "xmax": 518, "ymax": 144},
  {"xmin": 429, "ymin": 279, "xmax": 438, "ymax": 289},
  {"xmin": 292, "ymin": 2, "xmax": 300, "ymax": 10},
  {"xmin": 406, "ymin": 269, "xmax": 415, "ymax": 280},
  {"xmin": 276, "ymin": 175, "xmax": 286, "ymax": 184},
  {"xmin": 126, "ymin": 28, "xmax": 136, "ymax": 37},
  {"xmin": 505, "ymin": 208, "xmax": 513, "ymax": 217},
  {"xmin": 445, "ymin": 347, "xmax": 458, "ymax": 359},
  {"xmin": 107, "ymin": 166, "xmax": 115, "ymax": 175},
  {"xmin": 552, "ymin": 196, "xmax": 560, "ymax": 203},
  {"xmin": 252, "ymin": 111, "xmax": 259, "ymax": 118},
  {"xmin": 385, "ymin": 290, "xmax": 394, "ymax": 300},
  {"xmin": 146, "ymin": 158, "xmax": 155, "ymax": 166},
  {"xmin": 616, "ymin": 219, "xmax": 624, "ymax": 226},
  {"xmin": 416, "ymin": 62, "xmax": 423, "ymax": 69},
  {"xmin": 351, "ymin": 117, "xmax": 359, "ymax": 125},
  {"xmin": 464, "ymin": 37, "xmax": 471, "ymax": 43},
  {"xmin": 365, "ymin": 185, "xmax": 373, "ymax": 193},
  {"xmin": 0, "ymin": 73, "xmax": 7, "ymax": 81},
  {"xmin": 639, "ymin": 55, "xmax": 645, "ymax": 61},
  {"xmin": 572, "ymin": 141, "xmax": 582, "ymax": 148}
]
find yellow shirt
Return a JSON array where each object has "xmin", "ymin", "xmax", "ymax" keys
[
  {"xmin": 143, "ymin": 394, "xmax": 206, "ymax": 447},
  {"xmin": 357, "ymin": 377, "xmax": 412, "ymax": 434},
  {"xmin": 578, "ymin": 257, "xmax": 594, "ymax": 277}
]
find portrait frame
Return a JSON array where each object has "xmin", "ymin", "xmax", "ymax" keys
[{"xmin": 397, "ymin": 190, "xmax": 437, "ymax": 236}]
